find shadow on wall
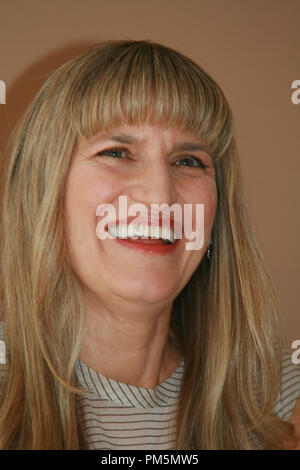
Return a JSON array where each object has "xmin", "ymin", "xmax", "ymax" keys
[{"xmin": 0, "ymin": 41, "xmax": 102, "ymax": 188}]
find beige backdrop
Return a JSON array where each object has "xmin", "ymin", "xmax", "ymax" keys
[{"xmin": 0, "ymin": 0, "xmax": 299, "ymax": 349}]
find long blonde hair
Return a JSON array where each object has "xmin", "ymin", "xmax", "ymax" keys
[{"xmin": 0, "ymin": 39, "xmax": 297, "ymax": 449}]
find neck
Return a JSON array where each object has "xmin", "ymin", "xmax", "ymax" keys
[{"xmin": 79, "ymin": 291, "xmax": 182, "ymax": 388}]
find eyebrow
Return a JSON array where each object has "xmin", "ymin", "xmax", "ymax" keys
[{"xmin": 93, "ymin": 133, "xmax": 214, "ymax": 158}]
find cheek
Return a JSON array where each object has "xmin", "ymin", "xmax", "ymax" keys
[
  {"xmin": 182, "ymin": 178, "xmax": 218, "ymax": 231},
  {"xmin": 204, "ymin": 184, "xmax": 218, "ymax": 226},
  {"xmin": 64, "ymin": 165, "xmax": 124, "ymax": 234}
]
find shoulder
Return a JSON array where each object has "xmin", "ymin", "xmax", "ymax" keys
[
  {"xmin": 274, "ymin": 348, "xmax": 300, "ymax": 449},
  {"xmin": 273, "ymin": 348, "xmax": 300, "ymax": 421}
]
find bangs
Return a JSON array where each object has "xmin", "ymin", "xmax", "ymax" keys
[{"xmin": 68, "ymin": 41, "xmax": 233, "ymax": 162}]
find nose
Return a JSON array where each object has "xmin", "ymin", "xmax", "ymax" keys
[{"xmin": 127, "ymin": 160, "xmax": 176, "ymax": 208}]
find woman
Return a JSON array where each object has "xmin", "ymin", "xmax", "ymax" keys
[{"xmin": 0, "ymin": 39, "xmax": 299, "ymax": 450}]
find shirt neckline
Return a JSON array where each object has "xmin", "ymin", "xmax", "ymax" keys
[{"xmin": 75, "ymin": 356, "xmax": 185, "ymax": 409}]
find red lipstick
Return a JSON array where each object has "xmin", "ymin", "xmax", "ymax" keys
[{"xmin": 105, "ymin": 214, "xmax": 182, "ymax": 255}]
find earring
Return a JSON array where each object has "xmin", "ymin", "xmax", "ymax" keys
[{"xmin": 206, "ymin": 241, "xmax": 213, "ymax": 260}]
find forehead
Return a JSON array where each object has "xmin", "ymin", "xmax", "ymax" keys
[{"xmin": 81, "ymin": 123, "xmax": 213, "ymax": 152}]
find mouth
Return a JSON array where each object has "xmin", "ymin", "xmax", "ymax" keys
[
  {"xmin": 105, "ymin": 225, "xmax": 176, "ymax": 245},
  {"xmin": 104, "ymin": 216, "xmax": 182, "ymax": 246}
]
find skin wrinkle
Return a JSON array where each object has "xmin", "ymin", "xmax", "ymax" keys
[{"xmin": 87, "ymin": 132, "xmax": 215, "ymax": 163}]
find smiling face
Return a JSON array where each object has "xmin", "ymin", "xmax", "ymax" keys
[{"xmin": 63, "ymin": 123, "xmax": 218, "ymax": 308}]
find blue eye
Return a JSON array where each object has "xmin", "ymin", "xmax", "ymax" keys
[
  {"xmin": 96, "ymin": 148, "xmax": 128, "ymax": 159},
  {"xmin": 175, "ymin": 155, "xmax": 209, "ymax": 169},
  {"xmin": 96, "ymin": 147, "xmax": 210, "ymax": 170}
]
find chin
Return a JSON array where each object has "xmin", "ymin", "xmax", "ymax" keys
[{"xmin": 112, "ymin": 277, "xmax": 178, "ymax": 304}]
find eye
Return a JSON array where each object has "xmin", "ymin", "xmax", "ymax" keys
[
  {"xmin": 175, "ymin": 155, "xmax": 209, "ymax": 169},
  {"xmin": 95, "ymin": 147, "xmax": 211, "ymax": 170},
  {"xmin": 96, "ymin": 147, "xmax": 129, "ymax": 159}
]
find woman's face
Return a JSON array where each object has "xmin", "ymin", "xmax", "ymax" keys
[{"xmin": 64, "ymin": 123, "xmax": 217, "ymax": 306}]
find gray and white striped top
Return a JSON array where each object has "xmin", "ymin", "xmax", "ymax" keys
[
  {"xmin": 1, "ymin": 322, "xmax": 300, "ymax": 449},
  {"xmin": 75, "ymin": 356, "xmax": 183, "ymax": 450}
]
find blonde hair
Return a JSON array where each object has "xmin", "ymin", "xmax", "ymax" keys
[{"xmin": 0, "ymin": 39, "xmax": 297, "ymax": 449}]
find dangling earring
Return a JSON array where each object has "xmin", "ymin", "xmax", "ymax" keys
[{"xmin": 206, "ymin": 241, "xmax": 213, "ymax": 260}]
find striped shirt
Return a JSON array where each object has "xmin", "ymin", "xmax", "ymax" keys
[
  {"xmin": 0, "ymin": 322, "xmax": 300, "ymax": 449},
  {"xmin": 75, "ymin": 356, "xmax": 183, "ymax": 450}
]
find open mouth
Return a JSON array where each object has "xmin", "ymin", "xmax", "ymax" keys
[{"xmin": 105, "ymin": 223, "xmax": 178, "ymax": 245}]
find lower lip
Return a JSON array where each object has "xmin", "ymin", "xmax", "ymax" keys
[{"xmin": 113, "ymin": 237, "xmax": 180, "ymax": 255}]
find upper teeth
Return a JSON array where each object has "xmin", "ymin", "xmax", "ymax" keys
[{"xmin": 108, "ymin": 224, "xmax": 176, "ymax": 243}]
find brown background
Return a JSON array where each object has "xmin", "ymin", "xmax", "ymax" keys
[{"xmin": 0, "ymin": 0, "xmax": 299, "ymax": 349}]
